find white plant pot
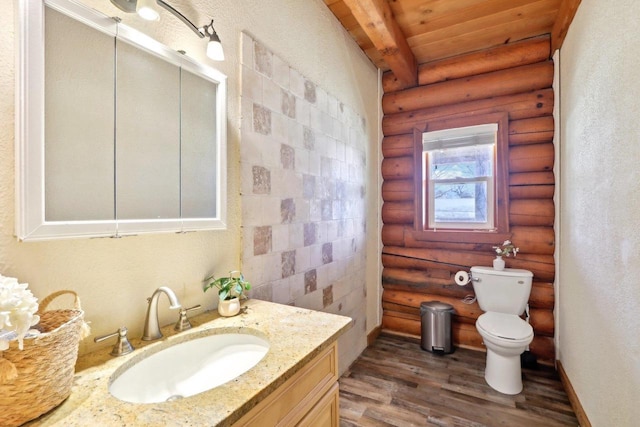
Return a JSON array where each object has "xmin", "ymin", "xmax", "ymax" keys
[
  {"xmin": 493, "ymin": 256, "xmax": 505, "ymax": 271},
  {"xmin": 218, "ymin": 297, "xmax": 241, "ymax": 317}
]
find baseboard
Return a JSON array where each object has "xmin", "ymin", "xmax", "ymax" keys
[
  {"xmin": 366, "ymin": 326, "xmax": 382, "ymax": 346},
  {"xmin": 557, "ymin": 360, "xmax": 591, "ymax": 427},
  {"xmin": 379, "ymin": 328, "xmax": 420, "ymax": 343}
]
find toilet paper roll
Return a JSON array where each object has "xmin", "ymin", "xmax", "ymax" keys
[{"xmin": 454, "ymin": 271, "xmax": 470, "ymax": 286}]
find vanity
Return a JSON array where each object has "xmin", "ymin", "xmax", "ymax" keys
[{"xmin": 24, "ymin": 299, "xmax": 352, "ymax": 426}]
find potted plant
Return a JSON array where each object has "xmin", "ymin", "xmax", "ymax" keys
[
  {"xmin": 203, "ymin": 271, "xmax": 251, "ymax": 317},
  {"xmin": 491, "ymin": 240, "xmax": 519, "ymax": 270}
]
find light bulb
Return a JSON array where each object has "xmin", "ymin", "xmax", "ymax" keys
[
  {"xmin": 207, "ymin": 40, "xmax": 224, "ymax": 61},
  {"xmin": 137, "ymin": 0, "xmax": 159, "ymax": 21}
]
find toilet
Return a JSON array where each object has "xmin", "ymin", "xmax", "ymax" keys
[{"xmin": 470, "ymin": 266, "xmax": 534, "ymax": 395}]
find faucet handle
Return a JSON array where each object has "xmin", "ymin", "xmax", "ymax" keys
[
  {"xmin": 94, "ymin": 326, "xmax": 135, "ymax": 357},
  {"xmin": 174, "ymin": 304, "xmax": 202, "ymax": 331}
]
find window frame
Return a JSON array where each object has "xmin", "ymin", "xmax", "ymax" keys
[
  {"xmin": 424, "ymin": 125, "xmax": 496, "ymax": 230},
  {"xmin": 412, "ymin": 113, "xmax": 510, "ymax": 244}
]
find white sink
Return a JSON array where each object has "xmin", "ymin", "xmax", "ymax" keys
[{"xmin": 109, "ymin": 332, "xmax": 270, "ymax": 403}]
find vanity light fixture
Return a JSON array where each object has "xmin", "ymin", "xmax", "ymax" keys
[{"xmin": 110, "ymin": 0, "xmax": 224, "ymax": 61}]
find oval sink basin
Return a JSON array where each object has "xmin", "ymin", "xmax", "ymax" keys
[{"xmin": 109, "ymin": 332, "xmax": 269, "ymax": 403}]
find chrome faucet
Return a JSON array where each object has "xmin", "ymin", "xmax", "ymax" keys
[
  {"xmin": 94, "ymin": 326, "xmax": 134, "ymax": 356},
  {"xmin": 142, "ymin": 286, "xmax": 182, "ymax": 341}
]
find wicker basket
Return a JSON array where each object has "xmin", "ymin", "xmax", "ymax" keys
[{"xmin": 0, "ymin": 290, "xmax": 89, "ymax": 427}]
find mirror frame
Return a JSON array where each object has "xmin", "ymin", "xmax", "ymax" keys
[{"xmin": 15, "ymin": 0, "xmax": 228, "ymax": 241}]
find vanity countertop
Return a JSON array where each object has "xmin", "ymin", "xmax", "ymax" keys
[{"xmin": 25, "ymin": 299, "xmax": 352, "ymax": 426}]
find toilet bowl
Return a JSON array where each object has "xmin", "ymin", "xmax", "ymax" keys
[
  {"xmin": 476, "ymin": 312, "xmax": 533, "ymax": 395},
  {"xmin": 470, "ymin": 266, "xmax": 534, "ymax": 395}
]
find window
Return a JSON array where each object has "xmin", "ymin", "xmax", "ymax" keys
[
  {"xmin": 412, "ymin": 113, "xmax": 509, "ymax": 243},
  {"xmin": 423, "ymin": 124, "xmax": 497, "ymax": 230}
]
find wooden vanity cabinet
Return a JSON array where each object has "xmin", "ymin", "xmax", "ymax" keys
[
  {"xmin": 233, "ymin": 341, "xmax": 339, "ymax": 427},
  {"xmin": 297, "ymin": 383, "xmax": 339, "ymax": 426}
]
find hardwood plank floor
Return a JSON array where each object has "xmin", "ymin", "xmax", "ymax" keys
[{"xmin": 339, "ymin": 333, "xmax": 578, "ymax": 427}]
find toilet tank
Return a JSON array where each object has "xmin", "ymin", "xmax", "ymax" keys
[{"xmin": 470, "ymin": 266, "xmax": 533, "ymax": 315}]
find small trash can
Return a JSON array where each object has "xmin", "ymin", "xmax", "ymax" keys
[{"xmin": 420, "ymin": 301, "xmax": 455, "ymax": 354}]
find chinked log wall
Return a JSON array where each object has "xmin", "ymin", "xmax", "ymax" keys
[{"xmin": 380, "ymin": 36, "xmax": 556, "ymax": 362}]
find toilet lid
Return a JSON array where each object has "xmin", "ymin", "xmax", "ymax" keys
[{"xmin": 477, "ymin": 312, "xmax": 533, "ymax": 340}]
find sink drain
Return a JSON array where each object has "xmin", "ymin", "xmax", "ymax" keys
[{"xmin": 166, "ymin": 395, "xmax": 184, "ymax": 401}]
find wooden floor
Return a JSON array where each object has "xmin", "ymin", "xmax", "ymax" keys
[{"xmin": 339, "ymin": 333, "xmax": 578, "ymax": 427}]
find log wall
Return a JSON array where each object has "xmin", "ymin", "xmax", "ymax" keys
[{"xmin": 380, "ymin": 36, "xmax": 556, "ymax": 363}]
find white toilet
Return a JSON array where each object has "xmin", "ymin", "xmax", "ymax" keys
[{"xmin": 470, "ymin": 266, "xmax": 534, "ymax": 395}]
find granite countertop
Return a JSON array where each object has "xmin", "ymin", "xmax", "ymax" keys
[{"xmin": 25, "ymin": 299, "xmax": 352, "ymax": 426}]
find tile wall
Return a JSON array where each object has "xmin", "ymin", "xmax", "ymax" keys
[{"xmin": 240, "ymin": 33, "xmax": 368, "ymax": 369}]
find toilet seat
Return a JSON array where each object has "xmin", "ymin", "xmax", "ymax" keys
[{"xmin": 477, "ymin": 312, "xmax": 533, "ymax": 342}]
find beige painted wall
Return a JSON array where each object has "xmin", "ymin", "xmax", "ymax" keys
[
  {"xmin": 0, "ymin": 0, "xmax": 380, "ymax": 357},
  {"xmin": 559, "ymin": 0, "xmax": 640, "ymax": 424}
]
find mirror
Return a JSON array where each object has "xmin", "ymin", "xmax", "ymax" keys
[
  {"xmin": 16, "ymin": 0, "xmax": 227, "ymax": 240},
  {"xmin": 115, "ymin": 38, "xmax": 182, "ymax": 220},
  {"xmin": 180, "ymin": 68, "xmax": 219, "ymax": 219},
  {"xmin": 44, "ymin": 5, "xmax": 115, "ymax": 222}
]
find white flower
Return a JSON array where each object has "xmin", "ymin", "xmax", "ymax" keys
[
  {"xmin": 0, "ymin": 274, "xmax": 40, "ymax": 350},
  {"xmin": 492, "ymin": 241, "xmax": 519, "ymax": 257}
]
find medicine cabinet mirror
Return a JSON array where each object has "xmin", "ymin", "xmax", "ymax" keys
[{"xmin": 16, "ymin": 0, "xmax": 227, "ymax": 241}]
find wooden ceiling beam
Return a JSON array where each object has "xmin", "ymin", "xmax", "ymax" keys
[
  {"xmin": 551, "ymin": 0, "xmax": 582, "ymax": 52},
  {"xmin": 342, "ymin": 0, "xmax": 418, "ymax": 88}
]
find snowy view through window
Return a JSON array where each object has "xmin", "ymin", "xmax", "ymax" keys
[{"xmin": 428, "ymin": 144, "xmax": 493, "ymax": 227}]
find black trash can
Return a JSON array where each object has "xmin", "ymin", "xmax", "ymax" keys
[{"xmin": 420, "ymin": 301, "xmax": 455, "ymax": 354}]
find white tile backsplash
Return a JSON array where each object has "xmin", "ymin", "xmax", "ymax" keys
[
  {"xmin": 289, "ymin": 68, "xmax": 305, "ymax": 99},
  {"xmin": 240, "ymin": 32, "xmax": 367, "ymax": 328},
  {"xmin": 271, "ymin": 224, "xmax": 290, "ymax": 252},
  {"xmin": 272, "ymin": 55, "xmax": 290, "ymax": 90},
  {"xmin": 240, "ymin": 32, "xmax": 253, "ymax": 67},
  {"xmin": 241, "ymin": 65, "xmax": 263, "ymax": 103},
  {"xmin": 262, "ymin": 78, "xmax": 282, "ymax": 114}
]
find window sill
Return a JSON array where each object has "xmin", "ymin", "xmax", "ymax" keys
[{"xmin": 408, "ymin": 229, "xmax": 511, "ymax": 245}]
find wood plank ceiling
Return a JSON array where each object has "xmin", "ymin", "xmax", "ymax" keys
[{"xmin": 324, "ymin": 0, "xmax": 581, "ymax": 89}]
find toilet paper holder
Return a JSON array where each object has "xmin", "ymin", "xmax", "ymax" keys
[
  {"xmin": 454, "ymin": 270, "xmax": 479, "ymax": 305},
  {"xmin": 454, "ymin": 270, "xmax": 480, "ymax": 286}
]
